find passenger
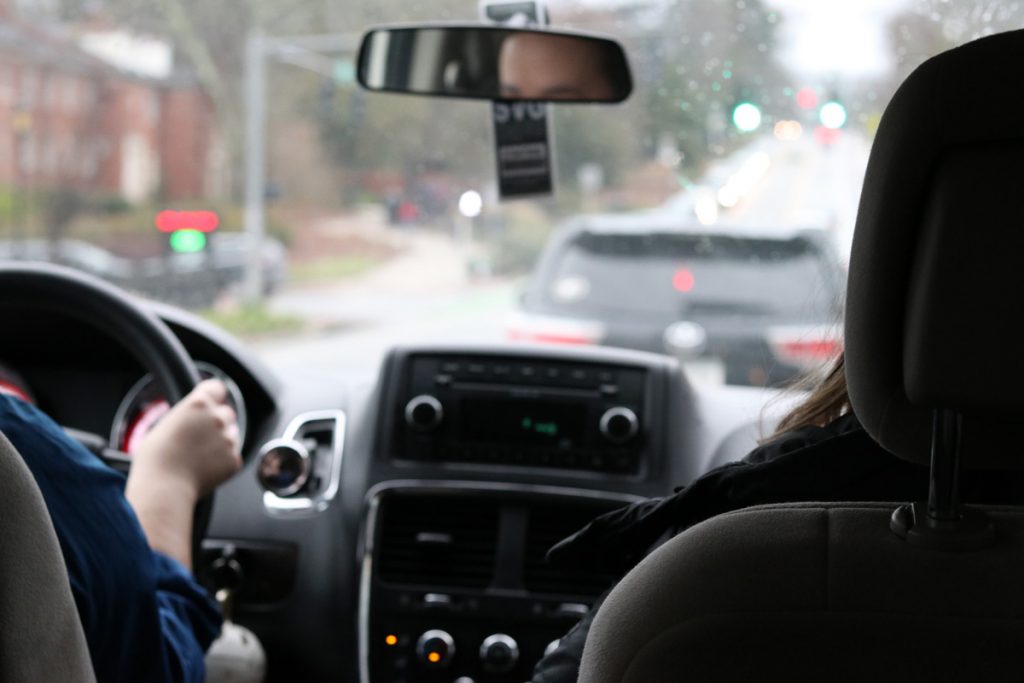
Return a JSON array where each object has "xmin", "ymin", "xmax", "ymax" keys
[
  {"xmin": 498, "ymin": 32, "xmax": 619, "ymax": 101},
  {"xmin": 531, "ymin": 352, "xmax": 1024, "ymax": 682},
  {"xmin": 0, "ymin": 378, "xmax": 241, "ymax": 683}
]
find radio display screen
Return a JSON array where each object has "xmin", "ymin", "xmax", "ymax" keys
[{"xmin": 461, "ymin": 398, "xmax": 587, "ymax": 448}]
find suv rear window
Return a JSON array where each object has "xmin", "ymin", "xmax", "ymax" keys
[{"xmin": 546, "ymin": 231, "xmax": 840, "ymax": 319}]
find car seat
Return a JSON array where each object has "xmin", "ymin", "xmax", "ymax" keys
[
  {"xmin": 0, "ymin": 431, "xmax": 96, "ymax": 682},
  {"xmin": 578, "ymin": 28, "xmax": 1024, "ymax": 683}
]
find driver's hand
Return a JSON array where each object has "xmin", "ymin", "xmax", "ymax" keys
[{"xmin": 133, "ymin": 379, "xmax": 242, "ymax": 498}]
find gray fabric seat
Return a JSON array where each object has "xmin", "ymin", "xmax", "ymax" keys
[
  {"xmin": 0, "ymin": 431, "xmax": 96, "ymax": 682},
  {"xmin": 579, "ymin": 27, "xmax": 1024, "ymax": 683},
  {"xmin": 581, "ymin": 503, "xmax": 1024, "ymax": 682}
]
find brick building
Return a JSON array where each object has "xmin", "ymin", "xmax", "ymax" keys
[{"xmin": 0, "ymin": 7, "xmax": 215, "ymax": 204}]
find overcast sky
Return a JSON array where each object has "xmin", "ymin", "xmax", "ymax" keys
[{"xmin": 767, "ymin": 0, "xmax": 911, "ymax": 78}]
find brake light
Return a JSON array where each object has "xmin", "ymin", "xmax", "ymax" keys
[
  {"xmin": 673, "ymin": 268, "xmax": 695, "ymax": 293},
  {"xmin": 777, "ymin": 339, "xmax": 840, "ymax": 360},
  {"xmin": 508, "ymin": 330, "xmax": 596, "ymax": 346},
  {"xmin": 506, "ymin": 313, "xmax": 604, "ymax": 346},
  {"xmin": 768, "ymin": 326, "xmax": 842, "ymax": 370}
]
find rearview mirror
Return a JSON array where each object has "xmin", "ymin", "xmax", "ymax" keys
[{"xmin": 357, "ymin": 25, "xmax": 632, "ymax": 104}]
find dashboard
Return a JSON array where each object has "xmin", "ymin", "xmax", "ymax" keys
[{"xmin": 0, "ymin": 303, "xmax": 786, "ymax": 682}]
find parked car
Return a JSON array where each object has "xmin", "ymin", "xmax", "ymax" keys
[
  {"xmin": 0, "ymin": 234, "xmax": 286, "ymax": 307},
  {"xmin": 511, "ymin": 214, "xmax": 846, "ymax": 386}
]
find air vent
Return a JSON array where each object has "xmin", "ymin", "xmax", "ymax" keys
[
  {"xmin": 261, "ymin": 410, "xmax": 346, "ymax": 517},
  {"xmin": 376, "ymin": 495, "xmax": 499, "ymax": 589},
  {"xmin": 292, "ymin": 420, "xmax": 336, "ymax": 495},
  {"xmin": 524, "ymin": 503, "xmax": 621, "ymax": 598}
]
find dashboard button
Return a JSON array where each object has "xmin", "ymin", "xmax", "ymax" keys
[
  {"xmin": 568, "ymin": 368, "xmax": 591, "ymax": 386},
  {"xmin": 555, "ymin": 602, "xmax": 590, "ymax": 618},
  {"xmin": 479, "ymin": 634, "xmax": 519, "ymax": 673},
  {"xmin": 405, "ymin": 395, "xmax": 444, "ymax": 432},
  {"xmin": 423, "ymin": 593, "xmax": 452, "ymax": 608},
  {"xmin": 416, "ymin": 630, "xmax": 455, "ymax": 668},
  {"xmin": 599, "ymin": 407, "xmax": 640, "ymax": 444}
]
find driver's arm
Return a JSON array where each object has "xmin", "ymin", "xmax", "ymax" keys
[
  {"xmin": 0, "ymin": 390, "xmax": 231, "ymax": 683},
  {"xmin": 126, "ymin": 379, "xmax": 242, "ymax": 570}
]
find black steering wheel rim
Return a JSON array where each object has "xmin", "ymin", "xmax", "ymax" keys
[{"xmin": 0, "ymin": 262, "xmax": 212, "ymax": 566}]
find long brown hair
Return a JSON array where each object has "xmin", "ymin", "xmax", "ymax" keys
[{"xmin": 772, "ymin": 352, "xmax": 850, "ymax": 436}]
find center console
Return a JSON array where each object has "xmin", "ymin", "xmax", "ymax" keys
[
  {"xmin": 361, "ymin": 347, "xmax": 690, "ymax": 683},
  {"xmin": 361, "ymin": 484, "xmax": 638, "ymax": 683},
  {"xmin": 392, "ymin": 353, "xmax": 650, "ymax": 475}
]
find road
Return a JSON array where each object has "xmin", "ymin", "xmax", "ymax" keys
[
  {"xmin": 713, "ymin": 130, "xmax": 869, "ymax": 260},
  {"xmin": 254, "ymin": 227, "xmax": 516, "ymax": 382},
  {"xmin": 251, "ymin": 130, "xmax": 871, "ymax": 378}
]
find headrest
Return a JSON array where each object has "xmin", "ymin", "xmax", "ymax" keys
[{"xmin": 846, "ymin": 29, "xmax": 1024, "ymax": 469}]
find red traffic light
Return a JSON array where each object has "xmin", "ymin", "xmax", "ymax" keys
[
  {"xmin": 795, "ymin": 86, "xmax": 818, "ymax": 110},
  {"xmin": 155, "ymin": 210, "xmax": 220, "ymax": 233}
]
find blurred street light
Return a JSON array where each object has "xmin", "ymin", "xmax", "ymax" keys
[
  {"xmin": 819, "ymin": 101, "xmax": 848, "ymax": 130},
  {"xmin": 458, "ymin": 190, "xmax": 483, "ymax": 218},
  {"xmin": 773, "ymin": 120, "xmax": 803, "ymax": 141},
  {"xmin": 731, "ymin": 102, "xmax": 762, "ymax": 133}
]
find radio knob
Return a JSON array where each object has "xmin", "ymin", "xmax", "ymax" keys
[
  {"xmin": 599, "ymin": 407, "xmax": 639, "ymax": 444},
  {"xmin": 405, "ymin": 395, "xmax": 444, "ymax": 432},
  {"xmin": 416, "ymin": 629, "xmax": 455, "ymax": 668},
  {"xmin": 479, "ymin": 633, "xmax": 519, "ymax": 673}
]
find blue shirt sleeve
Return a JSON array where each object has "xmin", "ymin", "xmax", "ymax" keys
[{"xmin": 0, "ymin": 393, "xmax": 223, "ymax": 683}]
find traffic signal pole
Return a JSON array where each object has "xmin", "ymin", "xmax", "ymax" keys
[
  {"xmin": 243, "ymin": 29, "xmax": 267, "ymax": 303},
  {"xmin": 242, "ymin": 30, "xmax": 359, "ymax": 303}
]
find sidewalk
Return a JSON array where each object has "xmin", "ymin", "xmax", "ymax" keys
[
  {"xmin": 266, "ymin": 207, "xmax": 487, "ymax": 332},
  {"xmin": 287, "ymin": 206, "xmax": 472, "ymax": 295}
]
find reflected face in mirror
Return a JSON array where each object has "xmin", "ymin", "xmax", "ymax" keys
[
  {"xmin": 498, "ymin": 33, "xmax": 616, "ymax": 101},
  {"xmin": 259, "ymin": 449, "xmax": 284, "ymax": 480},
  {"xmin": 358, "ymin": 25, "xmax": 631, "ymax": 103}
]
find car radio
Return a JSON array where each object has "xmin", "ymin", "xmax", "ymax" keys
[{"xmin": 392, "ymin": 353, "xmax": 648, "ymax": 475}]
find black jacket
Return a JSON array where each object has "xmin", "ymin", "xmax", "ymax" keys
[{"xmin": 531, "ymin": 413, "xmax": 1024, "ymax": 682}]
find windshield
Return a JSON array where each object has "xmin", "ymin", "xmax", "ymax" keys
[{"xmin": 0, "ymin": 0, "xmax": 1016, "ymax": 386}]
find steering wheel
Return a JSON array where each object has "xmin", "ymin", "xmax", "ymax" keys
[{"xmin": 0, "ymin": 263, "xmax": 212, "ymax": 565}]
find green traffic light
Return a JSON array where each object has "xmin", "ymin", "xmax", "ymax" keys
[
  {"xmin": 819, "ymin": 101, "xmax": 847, "ymax": 129},
  {"xmin": 169, "ymin": 229, "xmax": 206, "ymax": 253},
  {"xmin": 732, "ymin": 102, "xmax": 762, "ymax": 132}
]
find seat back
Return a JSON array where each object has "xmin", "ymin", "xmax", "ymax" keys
[
  {"xmin": 579, "ymin": 28, "xmax": 1024, "ymax": 682},
  {"xmin": 580, "ymin": 503, "xmax": 1024, "ymax": 682},
  {"xmin": 0, "ymin": 431, "xmax": 95, "ymax": 683}
]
